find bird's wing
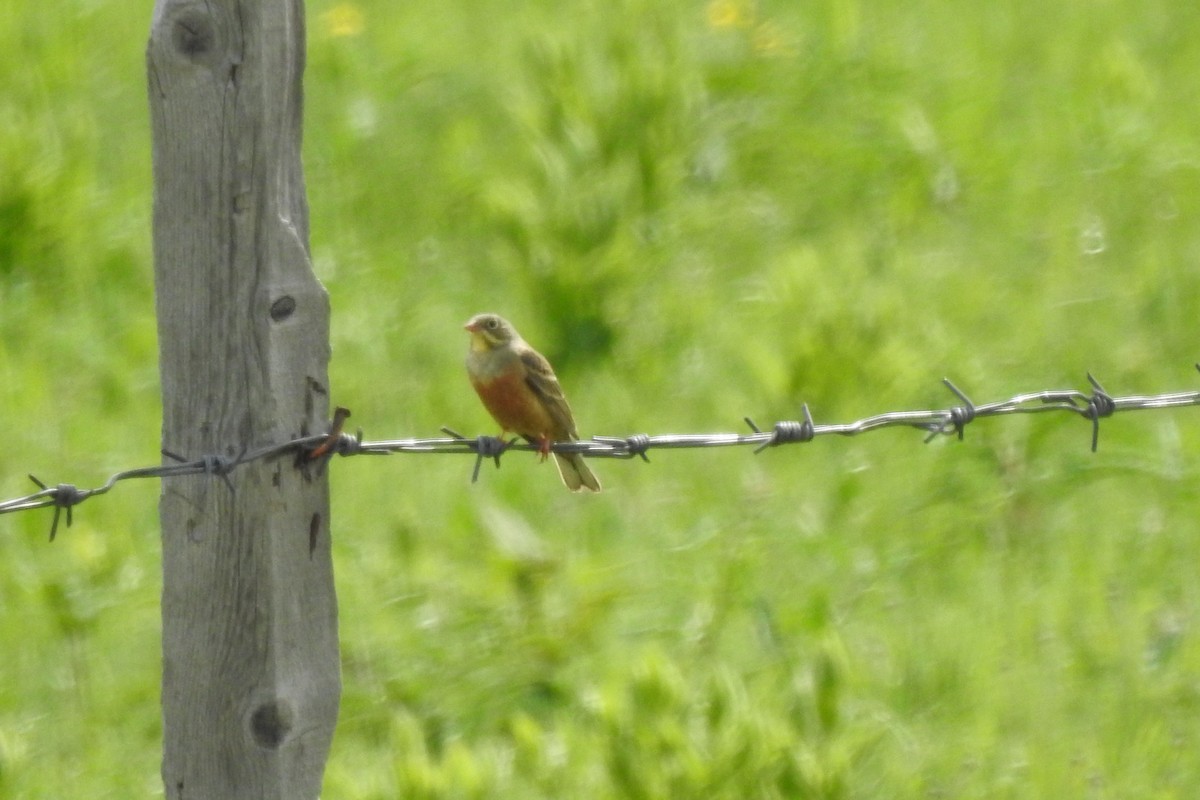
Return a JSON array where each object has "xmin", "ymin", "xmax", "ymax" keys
[{"xmin": 519, "ymin": 348, "xmax": 579, "ymax": 439}]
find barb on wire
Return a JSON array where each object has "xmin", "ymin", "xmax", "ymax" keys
[
  {"xmin": 746, "ymin": 403, "xmax": 816, "ymax": 453},
  {"xmin": 439, "ymin": 427, "xmax": 513, "ymax": 483},
  {"xmin": 3, "ymin": 369, "xmax": 1200, "ymax": 538}
]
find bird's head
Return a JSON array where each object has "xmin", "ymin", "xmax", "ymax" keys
[{"xmin": 464, "ymin": 313, "xmax": 518, "ymax": 351}]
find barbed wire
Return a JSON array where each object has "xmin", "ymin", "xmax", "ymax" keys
[{"xmin": 3, "ymin": 368, "xmax": 1199, "ymax": 540}]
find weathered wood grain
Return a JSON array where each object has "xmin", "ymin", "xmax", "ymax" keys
[{"xmin": 148, "ymin": 0, "xmax": 340, "ymax": 796}]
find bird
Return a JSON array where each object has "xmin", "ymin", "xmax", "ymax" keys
[{"xmin": 464, "ymin": 313, "xmax": 601, "ymax": 492}]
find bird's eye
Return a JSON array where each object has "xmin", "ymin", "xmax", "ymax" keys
[{"xmin": 485, "ymin": 319, "xmax": 499, "ymax": 330}]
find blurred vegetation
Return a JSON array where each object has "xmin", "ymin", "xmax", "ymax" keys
[{"xmin": 2, "ymin": 0, "xmax": 1200, "ymax": 795}]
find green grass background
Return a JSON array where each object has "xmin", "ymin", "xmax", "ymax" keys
[{"xmin": 3, "ymin": 0, "xmax": 1200, "ymax": 795}]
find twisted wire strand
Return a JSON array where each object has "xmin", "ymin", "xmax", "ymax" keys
[{"xmin": 3, "ymin": 370, "xmax": 1199, "ymax": 540}]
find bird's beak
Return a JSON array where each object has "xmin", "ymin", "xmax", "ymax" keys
[{"xmin": 463, "ymin": 320, "xmax": 478, "ymax": 333}]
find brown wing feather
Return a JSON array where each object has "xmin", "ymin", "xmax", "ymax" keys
[{"xmin": 519, "ymin": 348, "xmax": 579, "ymax": 439}]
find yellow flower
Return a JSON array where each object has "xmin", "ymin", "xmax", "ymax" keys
[
  {"xmin": 321, "ymin": 3, "xmax": 364, "ymax": 38},
  {"xmin": 707, "ymin": 0, "xmax": 753, "ymax": 30}
]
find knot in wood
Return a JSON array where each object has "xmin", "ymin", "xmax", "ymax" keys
[
  {"xmin": 171, "ymin": 8, "xmax": 216, "ymax": 60},
  {"xmin": 249, "ymin": 699, "xmax": 293, "ymax": 749},
  {"xmin": 270, "ymin": 295, "xmax": 297, "ymax": 322},
  {"xmin": 153, "ymin": 0, "xmax": 240, "ymax": 73}
]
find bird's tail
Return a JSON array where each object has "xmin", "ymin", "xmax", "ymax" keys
[{"xmin": 553, "ymin": 453, "xmax": 601, "ymax": 492}]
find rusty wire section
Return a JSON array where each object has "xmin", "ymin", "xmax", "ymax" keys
[{"xmin": 4, "ymin": 368, "xmax": 1200, "ymax": 539}]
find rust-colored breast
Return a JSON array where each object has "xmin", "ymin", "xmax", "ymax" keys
[{"xmin": 471, "ymin": 369, "xmax": 558, "ymax": 440}]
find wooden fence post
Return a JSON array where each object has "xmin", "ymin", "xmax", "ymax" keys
[{"xmin": 147, "ymin": 0, "xmax": 340, "ymax": 797}]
